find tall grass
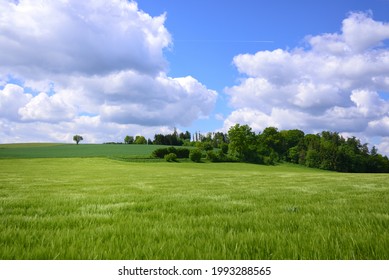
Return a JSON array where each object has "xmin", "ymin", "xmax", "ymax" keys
[{"xmin": 0, "ymin": 158, "xmax": 388, "ymax": 259}]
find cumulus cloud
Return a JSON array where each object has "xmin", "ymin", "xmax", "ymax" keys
[
  {"xmin": 377, "ymin": 137, "xmax": 389, "ymax": 155},
  {"xmin": 18, "ymin": 92, "xmax": 77, "ymax": 122},
  {"xmin": 224, "ymin": 12, "xmax": 389, "ymax": 154},
  {"xmin": 367, "ymin": 117, "xmax": 389, "ymax": 136},
  {"xmin": 342, "ymin": 11, "xmax": 389, "ymax": 53},
  {"xmin": 60, "ymin": 72, "xmax": 217, "ymax": 126},
  {"xmin": 0, "ymin": 0, "xmax": 170, "ymax": 77},
  {"xmin": 0, "ymin": 0, "xmax": 217, "ymax": 142},
  {"xmin": 98, "ymin": 76, "xmax": 217, "ymax": 126},
  {"xmin": 0, "ymin": 84, "xmax": 32, "ymax": 120}
]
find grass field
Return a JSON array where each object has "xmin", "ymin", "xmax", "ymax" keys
[
  {"xmin": 0, "ymin": 144, "xmax": 388, "ymax": 259},
  {"xmin": 0, "ymin": 143, "xmax": 162, "ymax": 159}
]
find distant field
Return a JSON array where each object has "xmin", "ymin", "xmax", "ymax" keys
[
  {"xmin": 0, "ymin": 143, "xmax": 163, "ymax": 159},
  {"xmin": 0, "ymin": 152, "xmax": 388, "ymax": 259}
]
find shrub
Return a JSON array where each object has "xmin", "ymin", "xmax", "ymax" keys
[
  {"xmin": 164, "ymin": 153, "xmax": 177, "ymax": 162},
  {"xmin": 207, "ymin": 149, "xmax": 236, "ymax": 162},
  {"xmin": 176, "ymin": 148, "xmax": 190, "ymax": 158},
  {"xmin": 202, "ymin": 142, "xmax": 214, "ymax": 151},
  {"xmin": 152, "ymin": 147, "xmax": 190, "ymax": 159},
  {"xmin": 206, "ymin": 150, "xmax": 219, "ymax": 162},
  {"xmin": 152, "ymin": 148, "xmax": 169, "ymax": 158},
  {"xmin": 220, "ymin": 143, "xmax": 229, "ymax": 154},
  {"xmin": 152, "ymin": 147, "xmax": 190, "ymax": 158},
  {"xmin": 167, "ymin": 146, "xmax": 177, "ymax": 154},
  {"xmin": 189, "ymin": 149, "xmax": 202, "ymax": 163}
]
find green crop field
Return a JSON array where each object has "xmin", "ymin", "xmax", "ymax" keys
[
  {"xmin": 0, "ymin": 143, "xmax": 163, "ymax": 159},
  {"xmin": 0, "ymin": 144, "xmax": 388, "ymax": 259}
]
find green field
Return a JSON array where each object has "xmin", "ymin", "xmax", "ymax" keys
[
  {"xmin": 0, "ymin": 143, "xmax": 163, "ymax": 159},
  {"xmin": 0, "ymin": 144, "xmax": 388, "ymax": 259}
]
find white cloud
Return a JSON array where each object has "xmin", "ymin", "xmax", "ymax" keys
[
  {"xmin": 377, "ymin": 137, "xmax": 389, "ymax": 155},
  {"xmin": 18, "ymin": 92, "xmax": 76, "ymax": 122},
  {"xmin": 222, "ymin": 108, "xmax": 277, "ymax": 132},
  {"xmin": 367, "ymin": 117, "xmax": 389, "ymax": 137},
  {"xmin": 0, "ymin": 84, "xmax": 32, "ymax": 120},
  {"xmin": 224, "ymin": 12, "xmax": 389, "ymax": 154},
  {"xmin": 350, "ymin": 89, "xmax": 389, "ymax": 117},
  {"xmin": 0, "ymin": 0, "xmax": 170, "ymax": 77},
  {"xmin": 342, "ymin": 11, "xmax": 389, "ymax": 53},
  {"xmin": 58, "ymin": 71, "xmax": 217, "ymax": 126},
  {"xmin": 0, "ymin": 0, "xmax": 217, "ymax": 143}
]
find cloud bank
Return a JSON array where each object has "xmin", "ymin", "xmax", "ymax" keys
[
  {"xmin": 0, "ymin": 0, "xmax": 217, "ymax": 143},
  {"xmin": 224, "ymin": 12, "xmax": 389, "ymax": 154}
]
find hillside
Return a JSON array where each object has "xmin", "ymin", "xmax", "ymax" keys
[{"xmin": 0, "ymin": 143, "xmax": 162, "ymax": 159}]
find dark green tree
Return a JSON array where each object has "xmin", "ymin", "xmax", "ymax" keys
[
  {"xmin": 124, "ymin": 135, "xmax": 134, "ymax": 144},
  {"xmin": 257, "ymin": 127, "xmax": 283, "ymax": 160},
  {"xmin": 280, "ymin": 129, "xmax": 305, "ymax": 160},
  {"xmin": 228, "ymin": 124, "xmax": 257, "ymax": 162},
  {"xmin": 73, "ymin": 135, "xmax": 83, "ymax": 145}
]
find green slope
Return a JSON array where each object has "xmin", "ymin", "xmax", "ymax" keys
[{"xmin": 0, "ymin": 143, "xmax": 163, "ymax": 158}]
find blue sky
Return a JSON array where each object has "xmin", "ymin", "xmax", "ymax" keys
[
  {"xmin": 136, "ymin": 0, "xmax": 389, "ymax": 133},
  {"xmin": 1, "ymin": 0, "xmax": 389, "ymax": 154}
]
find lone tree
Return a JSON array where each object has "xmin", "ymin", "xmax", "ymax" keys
[{"xmin": 73, "ymin": 135, "xmax": 83, "ymax": 145}]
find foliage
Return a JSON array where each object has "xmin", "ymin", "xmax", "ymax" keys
[
  {"xmin": 164, "ymin": 153, "xmax": 177, "ymax": 162},
  {"xmin": 124, "ymin": 135, "xmax": 134, "ymax": 144},
  {"xmin": 196, "ymin": 141, "xmax": 213, "ymax": 151},
  {"xmin": 228, "ymin": 124, "xmax": 257, "ymax": 162},
  {"xmin": 189, "ymin": 148, "xmax": 202, "ymax": 162},
  {"xmin": 134, "ymin": 135, "xmax": 147, "ymax": 144},
  {"xmin": 206, "ymin": 150, "xmax": 219, "ymax": 162},
  {"xmin": 73, "ymin": 135, "xmax": 83, "ymax": 145},
  {"xmin": 206, "ymin": 149, "xmax": 235, "ymax": 163},
  {"xmin": 225, "ymin": 124, "xmax": 389, "ymax": 173},
  {"xmin": 152, "ymin": 147, "xmax": 190, "ymax": 159},
  {"xmin": 152, "ymin": 147, "xmax": 169, "ymax": 158},
  {"xmin": 220, "ymin": 142, "xmax": 229, "ymax": 154},
  {"xmin": 176, "ymin": 147, "xmax": 190, "ymax": 158},
  {"xmin": 153, "ymin": 129, "xmax": 191, "ymax": 146}
]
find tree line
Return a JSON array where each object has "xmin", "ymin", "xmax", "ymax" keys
[
  {"xmin": 226, "ymin": 124, "xmax": 389, "ymax": 173},
  {"xmin": 120, "ymin": 124, "xmax": 389, "ymax": 173}
]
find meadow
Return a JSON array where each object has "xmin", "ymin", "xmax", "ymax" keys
[{"xmin": 0, "ymin": 144, "xmax": 388, "ymax": 259}]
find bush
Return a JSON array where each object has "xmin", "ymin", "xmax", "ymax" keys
[
  {"xmin": 167, "ymin": 146, "xmax": 177, "ymax": 154},
  {"xmin": 263, "ymin": 151, "xmax": 279, "ymax": 165},
  {"xmin": 220, "ymin": 143, "xmax": 229, "ymax": 154},
  {"xmin": 206, "ymin": 150, "xmax": 218, "ymax": 162},
  {"xmin": 164, "ymin": 153, "xmax": 177, "ymax": 162},
  {"xmin": 152, "ymin": 148, "xmax": 169, "ymax": 158},
  {"xmin": 152, "ymin": 147, "xmax": 190, "ymax": 159},
  {"xmin": 207, "ymin": 149, "xmax": 236, "ymax": 162},
  {"xmin": 189, "ymin": 149, "xmax": 202, "ymax": 163},
  {"xmin": 176, "ymin": 148, "xmax": 190, "ymax": 158},
  {"xmin": 202, "ymin": 142, "xmax": 214, "ymax": 151}
]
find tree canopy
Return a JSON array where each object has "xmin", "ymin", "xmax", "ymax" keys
[
  {"xmin": 137, "ymin": 124, "xmax": 389, "ymax": 173},
  {"xmin": 226, "ymin": 125, "xmax": 389, "ymax": 173},
  {"xmin": 73, "ymin": 135, "xmax": 83, "ymax": 145}
]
